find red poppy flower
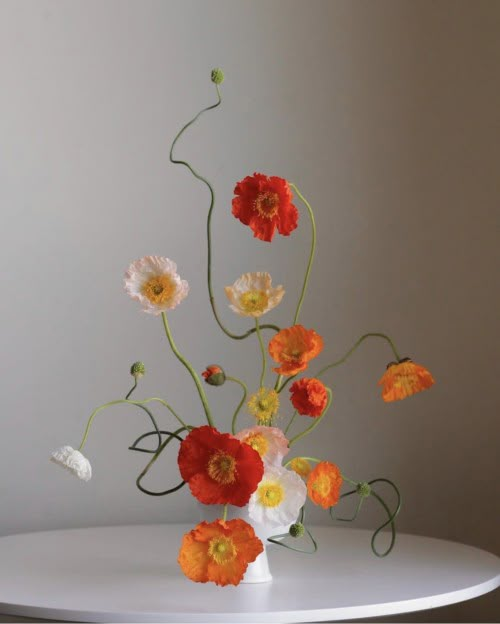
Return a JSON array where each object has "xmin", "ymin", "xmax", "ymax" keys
[
  {"xmin": 232, "ymin": 173, "xmax": 298, "ymax": 242},
  {"xmin": 178, "ymin": 426, "xmax": 264, "ymax": 506},
  {"xmin": 290, "ymin": 377, "xmax": 328, "ymax": 417}
]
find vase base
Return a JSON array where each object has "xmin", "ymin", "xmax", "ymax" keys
[{"xmin": 241, "ymin": 550, "xmax": 273, "ymax": 583}]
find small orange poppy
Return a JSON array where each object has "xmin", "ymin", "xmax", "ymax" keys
[
  {"xmin": 378, "ymin": 358, "xmax": 435, "ymax": 402},
  {"xmin": 178, "ymin": 518, "xmax": 263, "ymax": 586},
  {"xmin": 289, "ymin": 457, "xmax": 312, "ymax": 478},
  {"xmin": 290, "ymin": 377, "xmax": 328, "ymax": 417},
  {"xmin": 268, "ymin": 325, "xmax": 324, "ymax": 376},
  {"xmin": 307, "ymin": 461, "xmax": 343, "ymax": 509}
]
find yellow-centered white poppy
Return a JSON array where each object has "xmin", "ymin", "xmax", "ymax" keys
[
  {"xmin": 224, "ymin": 272, "xmax": 284, "ymax": 318},
  {"xmin": 124, "ymin": 256, "xmax": 189, "ymax": 315},
  {"xmin": 248, "ymin": 465, "xmax": 306, "ymax": 528},
  {"xmin": 235, "ymin": 426, "xmax": 289, "ymax": 467}
]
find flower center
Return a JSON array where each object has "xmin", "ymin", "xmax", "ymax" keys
[
  {"xmin": 312, "ymin": 475, "xmax": 332, "ymax": 497},
  {"xmin": 242, "ymin": 433, "xmax": 269, "ymax": 458},
  {"xmin": 141, "ymin": 274, "xmax": 176, "ymax": 305},
  {"xmin": 208, "ymin": 536, "xmax": 237, "ymax": 565},
  {"xmin": 257, "ymin": 482, "xmax": 284, "ymax": 508},
  {"xmin": 207, "ymin": 451, "xmax": 237, "ymax": 484},
  {"xmin": 248, "ymin": 388, "xmax": 280, "ymax": 425},
  {"xmin": 254, "ymin": 191, "xmax": 279, "ymax": 219},
  {"xmin": 240, "ymin": 290, "xmax": 269, "ymax": 314}
]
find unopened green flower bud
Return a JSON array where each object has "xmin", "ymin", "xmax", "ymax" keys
[
  {"xmin": 289, "ymin": 522, "xmax": 305, "ymax": 538},
  {"xmin": 211, "ymin": 68, "xmax": 224, "ymax": 85},
  {"xmin": 202, "ymin": 365, "xmax": 226, "ymax": 386},
  {"xmin": 357, "ymin": 482, "xmax": 371, "ymax": 498},
  {"xmin": 130, "ymin": 361, "xmax": 146, "ymax": 379}
]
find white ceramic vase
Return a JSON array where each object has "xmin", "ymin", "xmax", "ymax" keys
[{"xmin": 198, "ymin": 503, "xmax": 290, "ymax": 584}]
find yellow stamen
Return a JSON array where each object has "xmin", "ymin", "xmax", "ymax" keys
[
  {"xmin": 207, "ymin": 451, "xmax": 237, "ymax": 484},
  {"xmin": 141, "ymin": 274, "xmax": 176, "ymax": 305},
  {"xmin": 257, "ymin": 482, "xmax": 284, "ymax": 508},
  {"xmin": 312, "ymin": 475, "xmax": 332, "ymax": 497},
  {"xmin": 254, "ymin": 191, "xmax": 279, "ymax": 219},
  {"xmin": 240, "ymin": 290, "xmax": 269, "ymax": 314},
  {"xmin": 242, "ymin": 433, "xmax": 269, "ymax": 458},
  {"xmin": 247, "ymin": 388, "xmax": 280, "ymax": 425},
  {"xmin": 208, "ymin": 536, "xmax": 237, "ymax": 564}
]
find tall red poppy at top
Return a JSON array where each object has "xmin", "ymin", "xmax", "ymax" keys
[{"xmin": 232, "ymin": 173, "xmax": 299, "ymax": 242}]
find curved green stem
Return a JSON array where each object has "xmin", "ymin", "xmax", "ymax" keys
[
  {"xmin": 222, "ymin": 504, "xmax": 228, "ymax": 521},
  {"xmin": 290, "ymin": 183, "xmax": 316, "ymax": 325},
  {"xmin": 368, "ymin": 478, "xmax": 402, "ymax": 558},
  {"xmin": 77, "ymin": 398, "xmax": 190, "ymax": 451},
  {"xmin": 227, "ymin": 376, "xmax": 248, "ymax": 435},
  {"xmin": 136, "ymin": 427, "xmax": 187, "ymax": 496},
  {"xmin": 125, "ymin": 380, "xmax": 162, "ymax": 451},
  {"xmin": 255, "ymin": 319, "xmax": 267, "ymax": 388},
  {"xmin": 314, "ymin": 333, "xmax": 402, "ymax": 379},
  {"xmin": 288, "ymin": 388, "xmax": 332, "ymax": 447},
  {"xmin": 125, "ymin": 380, "xmax": 137, "ymax": 400},
  {"xmin": 284, "ymin": 410, "xmax": 298, "ymax": 436},
  {"xmin": 168, "ymin": 80, "xmax": 279, "ymax": 341},
  {"xmin": 277, "ymin": 374, "xmax": 297, "ymax": 394},
  {"xmin": 161, "ymin": 312, "xmax": 214, "ymax": 427}
]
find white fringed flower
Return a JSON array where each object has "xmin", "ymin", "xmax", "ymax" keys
[
  {"xmin": 248, "ymin": 465, "xmax": 306, "ymax": 528},
  {"xmin": 50, "ymin": 446, "xmax": 92, "ymax": 482},
  {"xmin": 235, "ymin": 426, "xmax": 289, "ymax": 467},
  {"xmin": 224, "ymin": 272, "xmax": 284, "ymax": 317},
  {"xmin": 124, "ymin": 256, "xmax": 189, "ymax": 315}
]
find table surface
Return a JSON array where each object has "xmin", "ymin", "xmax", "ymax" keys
[{"xmin": 0, "ymin": 524, "xmax": 498, "ymax": 623}]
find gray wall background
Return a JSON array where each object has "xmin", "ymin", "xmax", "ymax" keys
[{"xmin": 0, "ymin": 0, "xmax": 499, "ymax": 621}]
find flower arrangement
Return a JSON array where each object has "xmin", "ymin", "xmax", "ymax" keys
[{"xmin": 51, "ymin": 68, "xmax": 435, "ymax": 587}]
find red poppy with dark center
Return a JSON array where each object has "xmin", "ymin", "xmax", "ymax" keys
[
  {"xmin": 232, "ymin": 173, "xmax": 299, "ymax": 242},
  {"xmin": 178, "ymin": 426, "xmax": 264, "ymax": 506}
]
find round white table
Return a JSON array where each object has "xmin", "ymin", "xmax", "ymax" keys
[{"xmin": 0, "ymin": 524, "xmax": 498, "ymax": 623}]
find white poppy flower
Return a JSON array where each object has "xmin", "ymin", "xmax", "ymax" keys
[
  {"xmin": 248, "ymin": 465, "xmax": 306, "ymax": 528},
  {"xmin": 224, "ymin": 272, "xmax": 284, "ymax": 317},
  {"xmin": 235, "ymin": 426, "xmax": 289, "ymax": 467},
  {"xmin": 50, "ymin": 446, "xmax": 92, "ymax": 482},
  {"xmin": 124, "ymin": 256, "xmax": 189, "ymax": 315}
]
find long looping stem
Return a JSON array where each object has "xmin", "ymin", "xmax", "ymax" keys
[
  {"xmin": 290, "ymin": 183, "xmax": 316, "ymax": 325},
  {"xmin": 136, "ymin": 428, "xmax": 187, "ymax": 496},
  {"xmin": 227, "ymin": 376, "xmax": 248, "ymax": 435},
  {"xmin": 125, "ymin": 380, "xmax": 162, "ymax": 451},
  {"xmin": 168, "ymin": 81, "xmax": 279, "ymax": 341},
  {"xmin": 314, "ymin": 333, "xmax": 402, "ymax": 379},
  {"xmin": 368, "ymin": 478, "xmax": 402, "ymax": 558},
  {"xmin": 255, "ymin": 319, "xmax": 267, "ymax": 388},
  {"xmin": 330, "ymin": 491, "xmax": 365, "ymax": 522},
  {"xmin": 77, "ymin": 398, "xmax": 190, "ymax": 451},
  {"xmin": 288, "ymin": 388, "xmax": 332, "ymax": 447},
  {"xmin": 267, "ymin": 506, "xmax": 318, "ymax": 554},
  {"xmin": 161, "ymin": 312, "xmax": 214, "ymax": 427}
]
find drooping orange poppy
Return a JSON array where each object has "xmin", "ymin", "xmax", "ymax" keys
[
  {"xmin": 177, "ymin": 426, "xmax": 264, "ymax": 506},
  {"xmin": 290, "ymin": 377, "xmax": 328, "ymax": 417},
  {"xmin": 178, "ymin": 518, "xmax": 263, "ymax": 586},
  {"xmin": 232, "ymin": 173, "xmax": 298, "ymax": 242},
  {"xmin": 378, "ymin": 358, "xmax": 435, "ymax": 402},
  {"xmin": 307, "ymin": 461, "xmax": 343, "ymax": 509},
  {"xmin": 268, "ymin": 325, "xmax": 324, "ymax": 376}
]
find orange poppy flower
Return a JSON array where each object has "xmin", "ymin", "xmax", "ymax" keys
[
  {"xmin": 178, "ymin": 518, "xmax": 263, "ymax": 586},
  {"xmin": 289, "ymin": 457, "xmax": 312, "ymax": 478},
  {"xmin": 177, "ymin": 426, "xmax": 264, "ymax": 506},
  {"xmin": 290, "ymin": 377, "xmax": 328, "ymax": 417},
  {"xmin": 268, "ymin": 325, "xmax": 324, "ymax": 376},
  {"xmin": 307, "ymin": 461, "xmax": 343, "ymax": 509},
  {"xmin": 378, "ymin": 358, "xmax": 435, "ymax": 402},
  {"xmin": 232, "ymin": 173, "xmax": 298, "ymax": 242}
]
